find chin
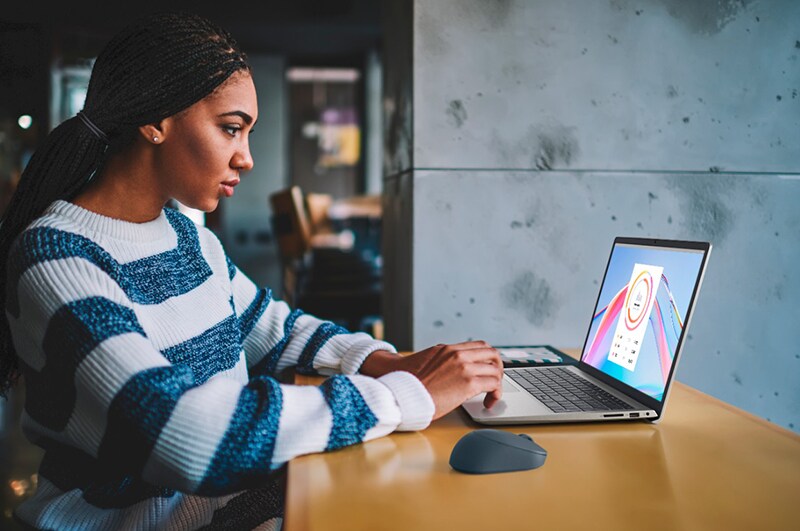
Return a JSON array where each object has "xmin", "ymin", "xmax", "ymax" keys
[{"xmin": 177, "ymin": 199, "xmax": 219, "ymax": 213}]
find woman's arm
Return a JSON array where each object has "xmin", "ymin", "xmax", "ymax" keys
[
  {"xmin": 360, "ymin": 342, "xmax": 505, "ymax": 418},
  {"xmin": 226, "ymin": 257, "xmax": 395, "ymax": 378},
  {"xmin": 8, "ymin": 252, "xmax": 434, "ymax": 497},
  {"xmin": 224, "ymin": 254, "xmax": 504, "ymax": 420}
]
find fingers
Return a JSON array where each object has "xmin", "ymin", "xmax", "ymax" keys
[
  {"xmin": 441, "ymin": 341, "xmax": 503, "ymax": 393},
  {"xmin": 441, "ymin": 340, "xmax": 494, "ymax": 353},
  {"xmin": 447, "ymin": 340, "xmax": 492, "ymax": 349},
  {"xmin": 439, "ymin": 341, "xmax": 502, "ymax": 364},
  {"xmin": 461, "ymin": 360, "xmax": 503, "ymax": 377},
  {"xmin": 421, "ymin": 340, "xmax": 500, "ymax": 361},
  {"xmin": 416, "ymin": 340, "xmax": 505, "ymax": 418},
  {"xmin": 428, "ymin": 374, "xmax": 503, "ymax": 420},
  {"xmin": 469, "ymin": 372, "xmax": 504, "ymax": 409},
  {"xmin": 426, "ymin": 340, "xmax": 491, "ymax": 352},
  {"xmin": 483, "ymin": 387, "xmax": 503, "ymax": 409}
]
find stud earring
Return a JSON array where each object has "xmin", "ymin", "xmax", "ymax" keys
[{"xmin": 153, "ymin": 136, "xmax": 159, "ymax": 142}]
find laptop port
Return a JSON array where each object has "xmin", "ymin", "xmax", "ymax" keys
[
  {"xmin": 603, "ymin": 413, "xmax": 624, "ymax": 418},
  {"xmin": 629, "ymin": 412, "xmax": 640, "ymax": 418}
]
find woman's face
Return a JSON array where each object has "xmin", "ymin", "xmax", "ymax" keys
[{"xmin": 157, "ymin": 71, "xmax": 258, "ymax": 212}]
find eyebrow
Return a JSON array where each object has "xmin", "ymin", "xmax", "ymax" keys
[{"xmin": 219, "ymin": 111, "xmax": 254, "ymax": 125}]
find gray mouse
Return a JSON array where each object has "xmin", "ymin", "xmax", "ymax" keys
[{"xmin": 449, "ymin": 429, "xmax": 547, "ymax": 474}]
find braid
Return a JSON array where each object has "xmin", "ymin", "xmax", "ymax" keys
[{"xmin": 0, "ymin": 11, "xmax": 250, "ymax": 397}]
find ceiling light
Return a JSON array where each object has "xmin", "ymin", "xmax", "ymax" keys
[{"xmin": 18, "ymin": 115, "xmax": 33, "ymax": 130}]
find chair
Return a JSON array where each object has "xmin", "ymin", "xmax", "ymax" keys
[
  {"xmin": 269, "ymin": 186, "xmax": 383, "ymax": 333},
  {"xmin": 268, "ymin": 186, "xmax": 312, "ymax": 307},
  {"xmin": 304, "ymin": 192, "xmax": 334, "ymax": 236}
]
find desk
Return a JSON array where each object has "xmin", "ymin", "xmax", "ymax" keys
[
  {"xmin": 326, "ymin": 194, "xmax": 381, "ymax": 221},
  {"xmin": 286, "ymin": 349, "xmax": 800, "ymax": 530}
]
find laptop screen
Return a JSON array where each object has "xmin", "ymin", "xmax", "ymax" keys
[{"xmin": 580, "ymin": 241, "xmax": 707, "ymax": 402}]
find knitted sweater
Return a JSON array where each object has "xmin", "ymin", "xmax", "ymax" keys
[{"xmin": 5, "ymin": 199, "xmax": 434, "ymax": 530}]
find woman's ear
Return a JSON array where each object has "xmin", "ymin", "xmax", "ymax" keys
[{"xmin": 138, "ymin": 122, "xmax": 166, "ymax": 145}]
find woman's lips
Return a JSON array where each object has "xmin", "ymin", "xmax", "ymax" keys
[{"xmin": 221, "ymin": 178, "xmax": 239, "ymax": 197}]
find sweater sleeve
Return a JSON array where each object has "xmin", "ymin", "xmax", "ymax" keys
[
  {"xmin": 7, "ymin": 244, "xmax": 434, "ymax": 497},
  {"xmin": 225, "ymin": 255, "xmax": 397, "ymax": 378}
]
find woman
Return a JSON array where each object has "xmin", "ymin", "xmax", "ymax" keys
[{"xmin": 0, "ymin": 11, "xmax": 503, "ymax": 530}]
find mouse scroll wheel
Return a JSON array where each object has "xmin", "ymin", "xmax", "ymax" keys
[{"xmin": 518, "ymin": 434, "xmax": 533, "ymax": 442}]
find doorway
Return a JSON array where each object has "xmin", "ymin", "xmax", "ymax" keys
[{"xmin": 286, "ymin": 63, "xmax": 365, "ymax": 199}]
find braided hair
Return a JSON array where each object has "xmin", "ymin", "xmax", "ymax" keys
[{"xmin": 0, "ymin": 11, "xmax": 251, "ymax": 397}]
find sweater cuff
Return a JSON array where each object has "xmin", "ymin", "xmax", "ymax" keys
[
  {"xmin": 377, "ymin": 371, "xmax": 435, "ymax": 431},
  {"xmin": 339, "ymin": 339, "xmax": 397, "ymax": 375}
]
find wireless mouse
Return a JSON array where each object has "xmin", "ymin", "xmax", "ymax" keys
[{"xmin": 449, "ymin": 429, "xmax": 547, "ymax": 474}]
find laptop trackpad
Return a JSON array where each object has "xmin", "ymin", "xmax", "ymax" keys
[{"xmin": 503, "ymin": 379, "xmax": 520, "ymax": 393}]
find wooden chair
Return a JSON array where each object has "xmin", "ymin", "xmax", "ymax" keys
[
  {"xmin": 270, "ymin": 186, "xmax": 312, "ymax": 261},
  {"xmin": 270, "ymin": 185, "xmax": 321, "ymax": 309},
  {"xmin": 304, "ymin": 192, "xmax": 334, "ymax": 236},
  {"xmin": 269, "ymin": 186, "xmax": 383, "ymax": 332}
]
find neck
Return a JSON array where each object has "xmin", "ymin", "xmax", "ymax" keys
[{"xmin": 72, "ymin": 141, "xmax": 168, "ymax": 223}]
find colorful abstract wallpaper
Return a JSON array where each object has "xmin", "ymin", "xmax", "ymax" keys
[{"xmin": 581, "ymin": 244, "xmax": 706, "ymax": 401}]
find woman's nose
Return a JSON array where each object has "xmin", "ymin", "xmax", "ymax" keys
[{"xmin": 233, "ymin": 144, "xmax": 254, "ymax": 171}]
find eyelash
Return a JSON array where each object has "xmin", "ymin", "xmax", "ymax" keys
[
  {"xmin": 222, "ymin": 125, "xmax": 255, "ymax": 137},
  {"xmin": 222, "ymin": 125, "xmax": 241, "ymax": 137}
]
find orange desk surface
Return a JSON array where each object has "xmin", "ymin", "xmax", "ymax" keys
[{"xmin": 285, "ymin": 349, "xmax": 800, "ymax": 530}]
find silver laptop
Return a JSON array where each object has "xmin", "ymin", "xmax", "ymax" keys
[{"xmin": 462, "ymin": 237, "xmax": 711, "ymax": 425}]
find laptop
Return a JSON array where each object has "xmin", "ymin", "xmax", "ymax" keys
[{"xmin": 462, "ymin": 236, "xmax": 712, "ymax": 425}]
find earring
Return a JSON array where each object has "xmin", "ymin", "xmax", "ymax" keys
[{"xmin": 153, "ymin": 136, "xmax": 159, "ymax": 142}]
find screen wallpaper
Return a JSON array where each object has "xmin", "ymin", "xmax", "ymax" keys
[{"xmin": 581, "ymin": 244, "xmax": 705, "ymax": 401}]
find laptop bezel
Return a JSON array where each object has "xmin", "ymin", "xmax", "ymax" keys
[{"xmin": 574, "ymin": 236, "xmax": 711, "ymax": 420}]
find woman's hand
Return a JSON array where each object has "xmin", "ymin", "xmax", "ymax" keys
[{"xmin": 360, "ymin": 341, "xmax": 504, "ymax": 420}]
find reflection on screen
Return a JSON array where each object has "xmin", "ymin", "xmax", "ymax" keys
[{"xmin": 581, "ymin": 244, "xmax": 705, "ymax": 401}]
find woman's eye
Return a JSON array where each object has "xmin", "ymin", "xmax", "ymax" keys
[{"xmin": 223, "ymin": 125, "xmax": 241, "ymax": 136}]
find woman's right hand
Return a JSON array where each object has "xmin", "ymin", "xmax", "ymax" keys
[{"xmin": 393, "ymin": 341, "xmax": 504, "ymax": 420}]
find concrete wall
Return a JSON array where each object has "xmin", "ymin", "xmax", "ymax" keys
[
  {"xmin": 382, "ymin": 0, "xmax": 800, "ymax": 432},
  {"xmin": 382, "ymin": 0, "xmax": 415, "ymax": 345},
  {"xmin": 413, "ymin": 0, "xmax": 799, "ymax": 172}
]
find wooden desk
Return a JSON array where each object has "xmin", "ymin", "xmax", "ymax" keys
[
  {"xmin": 327, "ymin": 194, "xmax": 381, "ymax": 221},
  {"xmin": 285, "ymin": 350, "xmax": 800, "ymax": 530}
]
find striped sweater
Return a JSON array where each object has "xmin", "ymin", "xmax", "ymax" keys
[{"xmin": 6, "ymin": 199, "xmax": 434, "ymax": 530}]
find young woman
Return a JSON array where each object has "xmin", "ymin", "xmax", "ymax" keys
[{"xmin": 0, "ymin": 11, "xmax": 503, "ymax": 530}]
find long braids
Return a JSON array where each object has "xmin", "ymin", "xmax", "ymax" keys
[{"xmin": 0, "ymin": 11, "xmax": 251, "ymax": 397}]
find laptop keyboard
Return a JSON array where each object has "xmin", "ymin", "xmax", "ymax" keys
[{"xmin": 507, "ymin": 366, "xmax": 634, "ymax": 412}]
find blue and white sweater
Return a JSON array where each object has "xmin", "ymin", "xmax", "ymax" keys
[{"xmin": 5, "ymin": 199, "xmax": 434, "ymax": 530}]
